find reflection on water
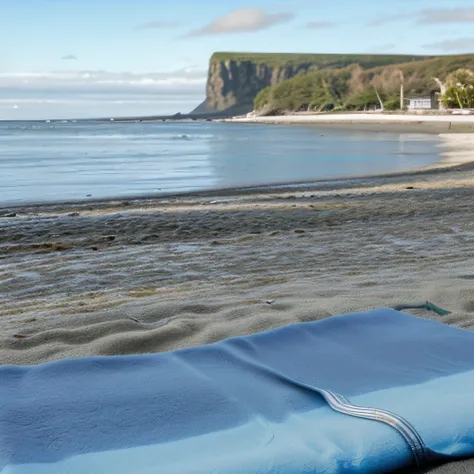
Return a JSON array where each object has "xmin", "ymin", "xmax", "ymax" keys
[
  {"xmin": 206, "ymin": 126, "xmax": 442, "ymax": 189},
  {"xmin": 0, "ymin": 121, "xmax": 441, "ymax": 204}
]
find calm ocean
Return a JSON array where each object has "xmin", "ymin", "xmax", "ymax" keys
[{"xmin": 0, "ymin": 121, "xmax": 442, "ymax": 205}]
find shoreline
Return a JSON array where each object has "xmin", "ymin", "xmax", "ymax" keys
[
  {"xmin": 2, "ymin": 127, "xmax": 473, "ymax": 212},
  {"xmin": 225, "ymin": 112, "xmax": 474, "ymax": 124},
  {"xmin": 435, "ymin": 133, "xmax": 474, "ymax": 168},
  {"xmin": 223, "ymin": 113, "xmax": 474, "ymax": 134}
]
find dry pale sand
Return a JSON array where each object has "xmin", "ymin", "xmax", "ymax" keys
[
  {"xmin": 225, "ymin": 112, "xmax": 474, "ymax": 135},
  {"xmin": 227, "ymin": 112, "xmax": 474, "ymax": 124},
  {"xmin": 1, "ymin": 131, "xmax": 474, "ymax": 472}
]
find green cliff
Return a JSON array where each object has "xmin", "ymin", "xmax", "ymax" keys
[{"xmin": 192, "ymin": 52, "xmax": 432, "ymax": 115}]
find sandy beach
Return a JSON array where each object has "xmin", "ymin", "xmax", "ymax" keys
[
  {"xmin": 223, "ymin": 113, "xmax": 474, "ymax": 141},
  {"xmin": 1, "ymin": 125, "xmax": 474, "ymax": 472},
  {"xmin": 228, "ymin": 112, "xmax": 474, "ymax": 121}
]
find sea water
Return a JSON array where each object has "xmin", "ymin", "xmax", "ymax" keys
[{"xmin": 0, "ymin": 120, "xmax": 442, "ymax": 205}]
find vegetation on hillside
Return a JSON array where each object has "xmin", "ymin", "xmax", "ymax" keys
[
  {"xmin": 211, "ymin": 52, "xmax": 430, "ymax": 69},
  {"xmin": 441, "ymin": 69, "xmax": 474, "ymax": 109},
  {"xmin": 253, "ymin": 54, "xmax": 474, "ymax": 113}
]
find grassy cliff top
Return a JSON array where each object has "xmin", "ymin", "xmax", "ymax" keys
[{"xmin": 210, "ymin": 52, "xmax": 432, "ymax": 68}]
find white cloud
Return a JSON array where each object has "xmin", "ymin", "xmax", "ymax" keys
[
  {"xmin": 0, "ymin": 68, "xmax": 207, "ymax": 91},
  {"xmin": 417, "ymin": 7, "xmax": 474, "ymax": 24},
  {"xmin": 368, "ymin": 7, "xmax": 474, "ymax": 27},
  {"xmin": 423, "ymin": 37, "xmax": 474, "ymax": 52},
  {"xmin": 0, "ymin": 68, "xmax": 207, "ymax": 119},
  {"xmin": 62, "ymin": 54, "xmax": 77, "ymax": 60},
  {"xmin": 185, "ymin": 8, "xmax": 294, "ymax": 37},
  {"xmin": 366, "ymin": 13, "xmax": 405, "ymax": 27}
]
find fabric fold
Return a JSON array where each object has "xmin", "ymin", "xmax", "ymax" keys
[{"xmin": 1, "ymin": 308, "xmax": 473, "ymax": 473}]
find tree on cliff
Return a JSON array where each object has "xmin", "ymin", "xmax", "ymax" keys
[
  {"xmin": 254, "ymin": 69, "xmax": 353, "ymax": 112},
  {"xmin": 440, "ymin": 69, "xmax": 474, "ymax": 109},
  {"xmin": 254, "ymin": 67, "xmax": 401, "ymax": 113}
]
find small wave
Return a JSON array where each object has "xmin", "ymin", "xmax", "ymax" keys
[
  {"xmin": 171, "ymin": 134, "xmax": 191, "ymax": 141},
  {"xmin": 169, "ymin": 134, "xmax": 217, "ymax": 141}
]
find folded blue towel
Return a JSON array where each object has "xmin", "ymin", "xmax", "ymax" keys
[{"xmin": 1, "ymin": 308, "xmax": 474, "ymax": 473}]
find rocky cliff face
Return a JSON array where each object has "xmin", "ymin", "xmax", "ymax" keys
[
  {"xmin": 207, "ymin": 60, "xmax": 311, "ymax": 110},
  {"xmin": 198, "ymin": 59, "xmax": 313, "ymax": 114}
]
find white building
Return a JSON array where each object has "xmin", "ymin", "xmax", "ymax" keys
[{"xmin": 407, "ymin": 97, "xmax": 433, "ymax": 110}]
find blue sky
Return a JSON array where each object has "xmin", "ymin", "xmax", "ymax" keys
[{"xmin": 2, "ymin": 0, "xmax": 474, "ymax": 119}]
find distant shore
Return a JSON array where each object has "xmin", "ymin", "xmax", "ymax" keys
[{"xmin": 223, "ymin": 112, "xmax": 474, "ymax": 133}]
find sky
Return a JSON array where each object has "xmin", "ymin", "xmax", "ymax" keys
[{"xmin": 2, "ymin": 0, "xmax": 474, "ymax": 120}]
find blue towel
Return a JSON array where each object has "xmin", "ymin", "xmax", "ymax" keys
[{"xmin": 1, "ymin": 308, "xmax": 474, "ymax": 473}]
